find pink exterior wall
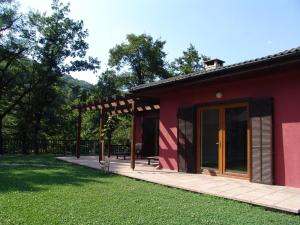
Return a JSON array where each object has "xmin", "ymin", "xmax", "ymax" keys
[{"xmin": 158, "ymin": 69, "xmax": 300, "ymax": 188}]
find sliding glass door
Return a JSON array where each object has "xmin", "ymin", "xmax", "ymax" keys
[
  {"xmin": 201, "ymin": 109, "xmax": 220, "ymax": 170},
  {"xmin": 225, "ymin": 107, "xmax": 248, "ymax": 174},
  {"xmin": 197, "ymin": 104, "xmax": 249, "ymax": 177}
]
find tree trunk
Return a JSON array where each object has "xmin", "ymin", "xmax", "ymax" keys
[
  {"xmin": 21, "ymin": 131, "xmax": 28, "ymax": 155},
  {"xmin": 107, "ymin": 135, "xmax": 111, "ymax": 157},
  {"xmin": 34, "ymin": 114, "xmax": 42, "ymax": 155},
  {"xmin": 0, "ymin": 119, "xmax": 3, "ymax": 155}
]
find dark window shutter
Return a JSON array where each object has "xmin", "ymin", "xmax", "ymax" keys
[
  {"xmin": 250, "ymin": 117, "xmax": 262, "ymax": 183},
  {"xmin": 177, "ymin": 115, "xmax": 187, "ymax": 172},
  {"xmin": 261, "ymin": 116, "xmax": 272, "ymax": 184},
  {"xmin": 249, "ymin": 98, "xmax": 273, "ymax": 184},
  {"xmin": 177, "ymin": 106, "xmax": 196, "ymax": 173}
]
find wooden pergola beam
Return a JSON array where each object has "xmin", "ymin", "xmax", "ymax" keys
[
  {"xmin": 75, "ymin": 95, "xmax": 160, "ymax": 164},
  {"xmin": 108, "ymin": 104, "xmax": 133, "ymax": 115},
  {"xmin": 78, "ymin": 95, "xmax": 160, "ymax": 114}
]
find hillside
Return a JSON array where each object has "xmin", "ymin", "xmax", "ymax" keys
[{"xmin": 63, "ymin": 75, "xmax": 93, "ymax": 90}]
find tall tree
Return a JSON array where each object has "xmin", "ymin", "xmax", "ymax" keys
[
  {"xmin": 0, "ymin": 0, "xmax": 100, "ymax": 153},
  {"xmin": 23, "ymin": 0, "xmax": 99, "ymax": 153},
  {"xmin": 170, "ymin": 44, "xmax": 210, "ymax": 76},
  {"xmin": 108, "ymin": 33, "xmax": 170, "ymax": 86},
  {"xmin": 0, "ymin": 0, "xmax": 32, "ymax": 153},
  {"xmin": 93, "ymin": 70, "xmax": 122, "ymax": 99},
  {"xmin": 28, "ymin": 0, "xmax": 99, "ymax": 76}
]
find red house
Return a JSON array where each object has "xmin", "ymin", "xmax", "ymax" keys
[
  {"xmin": 131, "ymin": 47, "xmax": 300, "ymax": 188},
  {"xmin": 77, "ymin": 47, "xmax": 300, "ymax": 188}
]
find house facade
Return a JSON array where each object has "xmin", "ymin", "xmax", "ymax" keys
[{"xmin": 132, "ymin": 47, "xmax": 300, "ymax": 188}]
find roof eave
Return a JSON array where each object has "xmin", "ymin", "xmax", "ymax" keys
[{"xmin": 131, "ymin": 48, "xmax": 300, "ymax": 94}]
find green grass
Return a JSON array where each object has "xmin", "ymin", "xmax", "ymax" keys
[{"xmin": 0, "ymin": 155, "xmax": 299, "ymax": 225}]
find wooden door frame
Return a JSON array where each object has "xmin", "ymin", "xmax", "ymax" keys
[
  {"xmin": 196, "ymin": 105, "xmax": 222, "ymax": 176},
  {"xmin": 196, "ymin": 102, "xmax": 251, "ymax": 179}
]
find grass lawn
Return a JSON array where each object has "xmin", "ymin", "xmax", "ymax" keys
[{"xmin": 0, "ymin": 155, "xmax": 299, "ymax": 225}]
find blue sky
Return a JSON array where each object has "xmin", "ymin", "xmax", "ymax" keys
[{"xmin": 20, "ymin": 0, "xmax": 300, "ymax": 84}]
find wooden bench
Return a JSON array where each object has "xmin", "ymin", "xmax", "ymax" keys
[
  {"xmin": 116, "ymin": 152, "xmax": 130, "ymax": 160},
  {"xmin": 114, "ymin": 143, "xmax": 142, "ymax": 160},
  {"xmin": 112, "ymin": 145, "xmax": 130, "ymax": 160},
  {"xmin": 115, "ymin": 152, "xmax": 142, "ymax": 160},
  {"xmin": 146, "ymin": 156, "xmax": 159, "ymax": 165}
]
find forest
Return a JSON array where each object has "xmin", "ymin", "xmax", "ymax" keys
[{"xmin": 0, "ymin": 0, "xmax": 209, "ymax": 154}]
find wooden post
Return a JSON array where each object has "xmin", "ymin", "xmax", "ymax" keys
[
  {"xmin": 101, "ymin": 141, "xmax": 105, "ymax": 161},
  {"xmin": 130, "ymin": 101, "xmax": 136, "ymax": 170},
  {"xmin": 107, "ymin": 136, "xmax": 111, "ymax": 158},
  {"xmin": 76, "ymin": 108, "xmax": 82, "ymax": 159},
  {"xmin": 99, "ymin": 109, "xmax": 104, "ymax": 162}
]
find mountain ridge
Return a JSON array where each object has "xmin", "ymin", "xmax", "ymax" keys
[{"xmin": 63, "ymin": 74, "xmax": 93, "ymax": 90}]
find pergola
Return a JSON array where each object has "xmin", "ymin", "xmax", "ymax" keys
[{"xmin": 75, "ymin": 94, "xmax": 160, "ymax": 169}]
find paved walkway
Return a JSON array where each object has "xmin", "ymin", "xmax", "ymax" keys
[{"xmin": 57, "ymin": 156, "xmax": 300, "ymax": 214}]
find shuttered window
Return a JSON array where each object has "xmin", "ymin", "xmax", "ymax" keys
[
  {"xmin": 177, "ymin": 106, "xmax": 196, "ymax": 173},
  {"xmin": 249, "ymin": 98, "xmax": 273, "ymax": 184}
]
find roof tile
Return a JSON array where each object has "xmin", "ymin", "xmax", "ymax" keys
[{"xmin": 131, "ymin": 46, "xmax": 300, "ymax": 92}]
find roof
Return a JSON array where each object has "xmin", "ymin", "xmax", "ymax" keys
[{"xmin": 131, "ymin": 46, "xmax": 300, "ymax": 93}]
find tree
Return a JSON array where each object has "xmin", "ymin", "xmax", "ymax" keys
[
  {"xmin": 0, "ymin": 0, "xmax": 19, "ymax": 33},
  {"xmin": 108, "ymin": 33, "xmax": 170, "ymax": 86},
  {"xmin": 0, "ymin": 0, "xmax": 33, "ymax": 154},
  {"xmin": 93, "ymin": 70, "xmax": 122, "ymax": 99},
  {"xmin": 22, "ymin": 0, "xmax": 99, "ymax": 153},
  {"xmin": 0, "ymin": 0, "xmax": 32, "ymax": 104},
  {"xmin": 0, "ymin": 0, "xmax": 100, "ymax": 154},
  {"xmin": 28, "ymin": 0, "xmax": 99, "ymax": 76},
  {"xmin": 170, "ymin": 44, "xmax": 210, "ymax": 76}
]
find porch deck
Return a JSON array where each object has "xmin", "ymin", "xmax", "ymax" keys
[{"xmin": 57, "ymin": 156, "xmax": 300, "ymax": 214}]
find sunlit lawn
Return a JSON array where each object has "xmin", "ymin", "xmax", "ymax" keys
[{"xmin": 0, "ymin": 155, "xmax": 299, "ymax": 225}]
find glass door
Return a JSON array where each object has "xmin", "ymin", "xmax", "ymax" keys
[
  {"xmin": 197, "ymin": 104, "xmax": 249, "ymax": 178},
  {"xmin": 199, "ymin": 108, "xmax": 220, "ymax": 172},
  {"xmin": 224, "ymin": 106, "xmax": 248, "ymax": 174}
]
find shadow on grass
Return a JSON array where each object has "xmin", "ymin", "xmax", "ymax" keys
[
  {"xmin": 0, "ymin": 155, "xmax": 112, "ymax": 193},
  {"xmin": 0, "ymin": 154, "xmax": 62, "ymax": 165}
]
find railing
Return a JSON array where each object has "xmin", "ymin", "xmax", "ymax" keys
[
  {"xmin": 1, "ymin": 138, "xmax": 129, "ymax": 156},
  {"xmin": 108, "ymin": 144, "xmax": 130, "ymax": 157}
]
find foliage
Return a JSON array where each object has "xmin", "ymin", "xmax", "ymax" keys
[
  {"xmin": 0, "ymin": 0, "xmax": 33, "ymax": 153},
  {"xmin": 28, "ymin": 0, "xmax": 99, "ymax": 75},
  {"xmin": 91, "ymin": 69, "xmax": 130, "ymax": 144},
  {"xmin": 170, "ymin": 44, "xmax": 210, "ymax": 75},
  {"xmin": 101, "ymin": 115, "xmax": 116, "ymax": 139},
  {"xmin": 111, "ymin": 115, "xmax": 131, "ymax": 145},
  {"xmin": 0, "ymin": 0, "xmax": 212, "ymax": 152},
  {"xmin": 62, "ymin": 74, "xmax": 92, "ymax": 90},
  {"xmin": 0, "ymin": 0, "xmax": 99, "ymax": 153},
  {"xmin": 21, "ymin": 0, "xmax": 98, "ymax": 153},
  {"xmin": 108, "ymin": 33, "xmax": 171, "ymax": 86},
  {"xmin": 92, "ymin": 69, "xmax": 122, "ymax": 99},
  {"xmin": 0, "ymin": 155, "xmax": 299, "ymax": 225}
]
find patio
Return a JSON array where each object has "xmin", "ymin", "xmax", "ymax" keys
[{"xmin": 57, "ymin": 156, "xmax": 300, "ymax": 214}]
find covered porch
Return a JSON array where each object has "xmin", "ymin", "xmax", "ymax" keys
[
  {"xmin": 75, "ymin": 94, "xmax": 160, "ymax": 169},
  {"xmin": 58, "ymin": 155, "xmax": 300, "ymax": 214}
]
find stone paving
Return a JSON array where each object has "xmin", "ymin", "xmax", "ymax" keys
[{"xmin": 57, "ymin": 156, "xmax": 300, "ymax": 214}]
